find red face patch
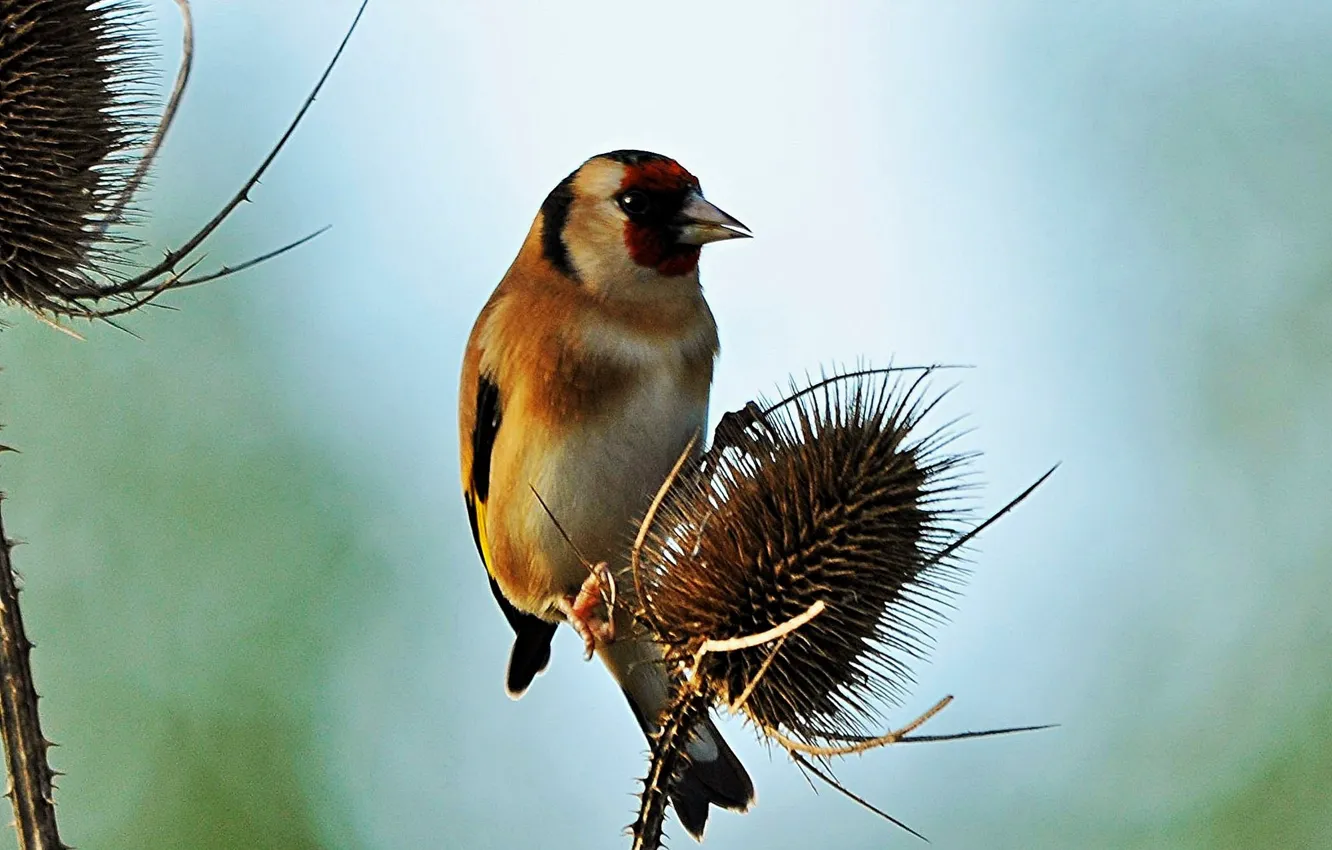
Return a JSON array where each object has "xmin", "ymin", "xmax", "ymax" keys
[
  {"xmin": 619, "ymin": 159, "xmax": 703, "ymax": 276},
  {"xmin": 623, "ymin": 228, "xmax": 702, "ymax": 276}
]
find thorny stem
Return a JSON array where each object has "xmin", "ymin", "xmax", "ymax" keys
[
  {"xmin": 631, "ymin": 602, "xmax": 827, "ymax": 850},
  {"xmin": 0, "ymin": 494, "xmax": 64, "ymax": 850},
  {"xmin": 630, "ymin": 677, "xmax": 710, "ymax": 850},
  {"xmin": 77, "ymin": 0, "xmax": 371, "ymax": 319}
]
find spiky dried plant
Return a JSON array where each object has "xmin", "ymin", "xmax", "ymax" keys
[
  {"xmin": 0, "ymin": 0, "xmax": 151, "ymax": 314},
  {"xmin": 638, "ymin": 368, "xmax": 977, "ymax": 739},
  {"xmin": 628, "ymin": 367, "xmax": 1054, "ymax": 848},
  {"xmin": 0, "ymin": 0, "xmax": 364, "ymax": 322},
  {"xmin": 0, "ymin": 4, "xmax": 368, "ymax": 848}
]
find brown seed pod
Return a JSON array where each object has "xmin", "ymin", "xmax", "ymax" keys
[
  {"xmin": 0, "ymin": 0, "xmax": 156, "ymax": 315},
  {"xmin": 0, "ymin": 1, "xmax": 369, "ymax": 322},
  {"xmin": 636, "ymin": 367, "xmax": 977, "ymax": 744}
]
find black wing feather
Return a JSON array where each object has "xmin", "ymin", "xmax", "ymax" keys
[{"xmin": 469, "ymin": 373, "xmax": 558, "ymax": 697}]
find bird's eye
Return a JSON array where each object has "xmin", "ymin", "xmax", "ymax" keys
[{"xmin": 617, "ymin": 190, "xmax": 651, "ymax": 216}]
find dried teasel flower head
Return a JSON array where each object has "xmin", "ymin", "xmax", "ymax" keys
[
  {"xmin": 0, "ymin": 0, "xmax": 157, "ymax": 315},
  {"xmin": 629, "ymin": 367, "xmax": 1055, "ymax": 848},
  {"xmin": 636, "ymin": 367, "xmax": 980, "ymax": 744},
  {"xmin": 0, "ymin": 1, "xmax": 368, "ymax": 323}
]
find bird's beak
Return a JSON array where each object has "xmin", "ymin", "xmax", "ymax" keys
[{"xmin": 674, "ymin": 192, "xmax": 751, "ymax": 245}]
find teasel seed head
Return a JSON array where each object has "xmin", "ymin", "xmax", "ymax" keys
[
  {"xmin": 0, "ymin": 1, "xmax": 369, "ymax": 323},
  {"xmin": 636, "ymin": 368, "xmax": 977, "ymax": 745},
  {"xmin": 0, "ymin": 0, "xmax": 157, "ymax": 316}
]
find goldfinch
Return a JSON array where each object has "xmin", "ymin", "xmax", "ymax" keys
[{"xmin": 459, "ymin": 150, "xmax": 753, "ymax": 839}]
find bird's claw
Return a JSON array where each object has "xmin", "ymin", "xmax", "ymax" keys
[{"xmin": 559, "ymin": 563, "xmax": 616, "ymax": 660}]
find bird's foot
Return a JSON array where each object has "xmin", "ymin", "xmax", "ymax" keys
[{"xmin": 558, "ymin": 563, "xmax": 616, "ymax": 660}]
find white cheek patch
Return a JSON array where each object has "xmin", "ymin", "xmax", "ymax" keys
[
  {"xmin": 575, "ymin": 160, "xmax": 629, "ymax": 199},
  {"xmin": 564, "ymin": 209, "xmax": 637, "ymax": 287},
  {"xmin": 563, "ymin": 161, "xmax": 643, "ymax": 286}
]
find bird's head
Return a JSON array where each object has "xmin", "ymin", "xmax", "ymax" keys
[{"xmin": 534, "ymin": 150, "xmax": 749, "ymax": 298}]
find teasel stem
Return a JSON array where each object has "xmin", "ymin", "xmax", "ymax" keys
[
  {"xmin": 629, "ymin": 679, "xmax": 710, "ymax": 850},
  {"xmin": 631, "ymin": 602, "xmax": 828, "ymax": 850},
  {"xmin": 86, "ymin": 0, "xmax": 371, "ymax": 319},
  {"xmin": 0, "ymin": 491, "xmax": 65, "ymax": 850}
]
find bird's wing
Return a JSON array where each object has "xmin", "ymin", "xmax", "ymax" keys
[{"xmin": 463, "ymin": 370, "xmax": 559, "ymax": 698}]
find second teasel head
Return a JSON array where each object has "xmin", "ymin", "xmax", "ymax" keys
[
  {"xmin": 0, "ymin": 0, "xmax": 157, "ymax": 316},
  {"xmin": 636, "ymin": 368, "xmax": 976, "ymax": 744}
]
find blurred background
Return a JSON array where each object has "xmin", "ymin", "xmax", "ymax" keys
[{"xmin": 1, "ymin": 0, "xmax": 1330, "ymax": 847}]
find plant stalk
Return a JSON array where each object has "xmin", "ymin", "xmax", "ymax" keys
[{"xmin": 0, "ymin": 494, "xmax": 64, "ymax": 850}]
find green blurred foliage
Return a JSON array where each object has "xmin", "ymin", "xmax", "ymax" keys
[
  {"xmin": 1065, "ymin": 30, "xmax": 1332, "ymax": 849},
  {"xmin": 1157, "ymin": 65, "xmax": 1332, "ymax": 850},
  {"xmin": 0, "ymin": 291, "xmax": 382, "ymax": 849}
]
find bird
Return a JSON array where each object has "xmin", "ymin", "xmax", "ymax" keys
[{"xmin": 459, "ymin": 150, "xmax": 754, "ymax": 839}]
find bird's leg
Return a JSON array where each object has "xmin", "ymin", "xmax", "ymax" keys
[{"xmin": 558, "ymin": 562, "xmax": 616, "ymax": 660}]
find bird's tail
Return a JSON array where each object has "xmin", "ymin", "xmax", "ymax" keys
[
  {"xmin": 598, "ymin": 625, "xmax": 754, "ymax": 841},
  {"xmin": 662, "ymin": 715, "xmax": 754, "ymax": 839}
]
